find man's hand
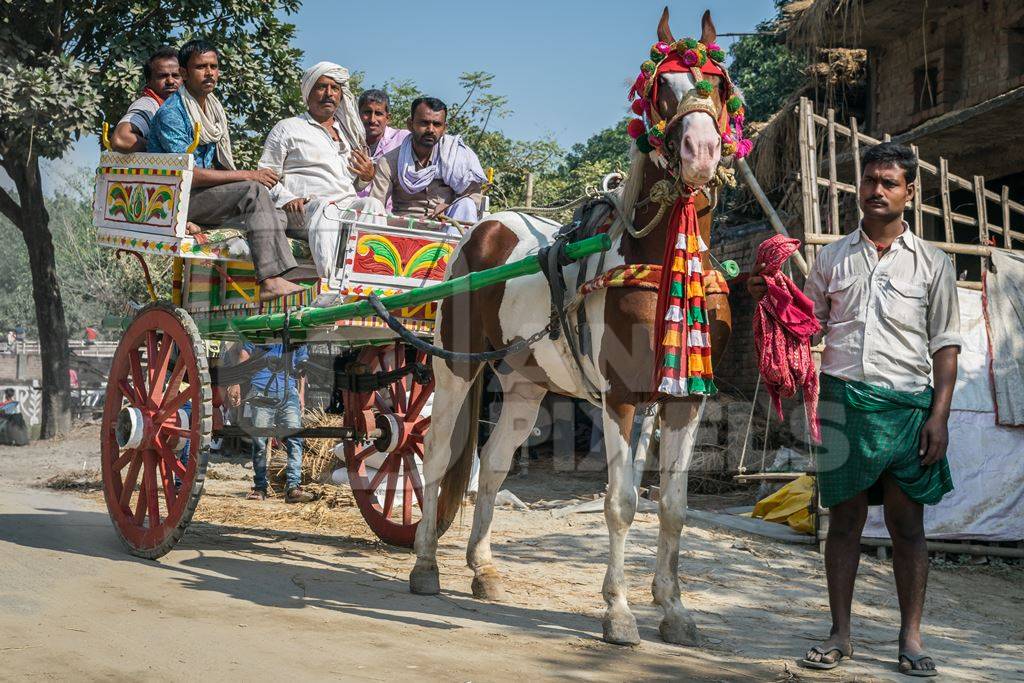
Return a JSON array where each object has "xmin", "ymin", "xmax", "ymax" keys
[
  {"xmin": 429, "ymin": 201, "xmax": 450, "ymax": 220},
  {"xmin": 919, "ymin": 414, "xmax": 950, "ymax": 466},
  {"xmin": 248, "ymin": 168, "xmax": 280, "ymax": 189},
  {"xmin": 283, "ymin": 197, "xmax": 306, "ymax": 216},
  {"xmin": 349, "ymin": 149, "xmax": 375, "ymax": 183},
  {"xmin": 746, "ymin": 262, "xmax": 768, "ymax": 301},
  {"xmin": 226, "ymin": 384, "xmax": 241, "ymax": 407}
]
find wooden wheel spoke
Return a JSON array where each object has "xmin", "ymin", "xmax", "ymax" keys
[
  {"xmin": 146, "ymin": 331, "xmax": 159, "ymax": 385},
  {"xmin": 404, "ymin": 454, "xmax": 425, "ymax": 509},
  {"xmin": 153, "ymin": 386, "xmax": 192, "ymax": 427},
  {"xmin": 160, "ymin": 424, "xmax": 192, "ymax": 439},
  {"xmin": 408, "ymin": 431, "xmax": 424, "ymax": 445},
  {"xmin": 402, "ymin": 467, "xmax": 413, "ymax": 525},
  {"xmin": 157, "ymin": 456, "xmax": 175, "ymax": 511},
  {"xmin": 118, "ymin": 380, "xmax": 145, "ymax": 409},
  {"xmin": 412, "ymin": 416, "xmax": 431, "ymax": 434},
  {"xmin": 120, "ymin": 456, "xmax": 143, "ymax": 509},
  {"xmin": 149, "ymin": 333, "xmax": 175, "ymax": 403},
  {"xmin": 159, "ymin": 447, "xmax": 187, "ymax": 479},
  {"xmin": 128, "ymin": 349, "xmax": 150, "ymax": 409},
  {"xmin": 373, "ymin": 394, "xmax": 388, "ymax": 413},
  {"xmin": 410, "ymin": 442, "xmax": 426, "ymax": 461},
  {"xmin": 405, "ymin": 382, "xmax": 433, "ymax": 422},
  {"xmin": 382, "ymin": 467, "xmax": 398, "ymax": 518},
  {"xmin": 112, "ymin": 448, "xmax": 138, "ymax": 472},
  {"xmin": 367, "ymin": 453, "xmax": 394, "ymax": 492},
  {"xmin": 144, "ymin": 455, "xmax": 160, "ymax": 528},
  {"xmin": 348, "ymin": 445, "xmax": 375, "ymax": 467}
]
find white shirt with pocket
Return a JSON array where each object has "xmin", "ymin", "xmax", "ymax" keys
[{"xmin": 804, "ymin": 223, "xmax": 962, "ymax": 393}]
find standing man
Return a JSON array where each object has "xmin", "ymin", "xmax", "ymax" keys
[
  {"xmin": 749, "ymin": 143, "xmax": 959, "ymax": 677},
  {"xmin": 148, "ymin": 39, "xmax": 302, "ymax": 302},
  {"xmin": 258, "ymin": 62, "xmax": 385, "ymax": 282},
  {"xmin": 110, "ymin": 46, "xmax": 182, "ymax": 153},
  {"xmin": 356, "ymin": 89, "xmax": 409, "ymax": 212},
  {"xmin": 370, "ymin": 97, "xmax": 486, "ymax": 224},
  {"xmin": 226, "ymin": 343, "xmax": 316, "ymax": 503}
]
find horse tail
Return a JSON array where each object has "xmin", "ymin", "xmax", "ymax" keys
[{"xmin": 436, "ymin": 370, "xmax": 484, "ymax": 535}]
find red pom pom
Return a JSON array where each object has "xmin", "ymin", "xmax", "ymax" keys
[
  {"xmin": 630, "ymin": 98, "xmax": 648, "ymax": 116},
  {"xmin": 627, "ymin": 118, "xmax": 647, "ymax": 139}
]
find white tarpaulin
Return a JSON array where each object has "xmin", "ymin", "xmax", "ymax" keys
[
  {"xmin": 985, "ymin": 249, "xmax": 1024, "ymax": 425},
  {"xmin": 864, "ymin": 288, "xmax": 1024, "ymax": 541}
]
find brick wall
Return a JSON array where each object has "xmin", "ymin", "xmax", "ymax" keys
[
  {"xmin": 872, "ymin": 0, "xmax": 1024, "ymax": 134},
  {"xmin": 711, "ymin": 221, "xmax": 774, "ymax": 396}
]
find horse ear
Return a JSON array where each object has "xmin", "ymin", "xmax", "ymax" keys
[
  {"xmin": 657, "ymin": 6, "xmax": 675, "ymax": 44},
  {"xmin": 700, "ymin": 9, "xmax": 717, "ymax": 45}
]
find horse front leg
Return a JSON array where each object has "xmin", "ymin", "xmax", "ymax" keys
[
  {"xmin": 601, "ymin": 399, "xmax": 641, "ymax": 646},
  {"xmin": 651, "ymin": 398, "xmax": 705, "ymax": 645}
]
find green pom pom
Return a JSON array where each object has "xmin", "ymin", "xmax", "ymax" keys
[
  {"xmin": 696, "ymin": 50, "xmax": 707, "ymax": 66},
  {"xmin": 709, "ymin": 49, "xmax": 726, "ymax": 62},
  {"xmin": 650, "ymin": 48, "xmax": 665, "ymax": 63},
  {"xmin": 641, "ymin": 60, "xmax": 657, "ymax": 75},
  {"xmin": 636, "ymin": 136, "xmax": 654, "ymax": 154},
  {"xmin": 695, "ymin": 80, "xmax": 714, "ymax": 96},
  {"xmin": 727, "ymin": 95, "xmax": 743, "ymax": 113},
  {"xmin": 683, "ymin": 38, "xmax": 698, "ymax": 49}
]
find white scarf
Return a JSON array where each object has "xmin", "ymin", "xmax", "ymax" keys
[
  {"xmin": 396, "ymin": 134, "xmax": 486, "ymax": 196},
  {"xmin": 178, "ymin": 86, "xmax": 235, "ymax": 170},
  {"xmin": 300, "ymin": 62, "xmax": 366, "ymax": 154}
]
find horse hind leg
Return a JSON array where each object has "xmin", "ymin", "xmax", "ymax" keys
[
  {"xmin": 466, "ymin": 372, "xmax": 545, "ymax": 601},
  {"xmin": 601, "ymin": 399, "xmax": 642, "ymax": 646},
  {"xmin": 410, "ymin": 357, "xmax": 482, "ymax": 595},
  {"xmin": 651, "ymin": 398, "xmax": 705, "ymax": 646}
]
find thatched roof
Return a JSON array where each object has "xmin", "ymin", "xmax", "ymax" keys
[{"xmin": 784, "ymin": 0, "xmax": 943, "ymax": 49}]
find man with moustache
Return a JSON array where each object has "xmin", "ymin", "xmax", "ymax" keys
[
  {"xmin": 148, "ymin": 39, "xmax": 301, "ymax": 301},
  {"xmin": 356, "ymin": 88, "xmax": 409, "ymax": 212},
  {"xmin": 258, "ymin": 62, "xmax": 385, "ymax": 284},
  {"xmin": 111, "ymin": 46, "xmax": 182, "ymax": 152},
  {"xmin": 370, "ymin": 97, "xmax": 486, "ymax": 224},
  {"xmin": 748, "ymin": 143, "xmax": 960, "ymax": 677}
]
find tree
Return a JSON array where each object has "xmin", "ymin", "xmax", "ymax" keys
[
  {"xmin": 728, "ymin": 14, "xmax": 807, "ymax": 122},
  {"xmin": 0, "ymin": 0, "xmax": 304, "ymax": 437}
]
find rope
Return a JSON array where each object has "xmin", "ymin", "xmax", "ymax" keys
[
  {"xmin": 626, "ymin": 178, "xmax": 683, "ymax": 239},
  {"xmin": 736, "ymin": 372, "xmax": 761, "ymax": 475},
  {"xmin": 501, "ymin": 191, "xmax": 595, "ymax": 216}
]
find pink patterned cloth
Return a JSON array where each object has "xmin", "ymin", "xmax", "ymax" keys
[{"xmin": 753, "ymin": 235, "xmax": 822, "ymax": 441}]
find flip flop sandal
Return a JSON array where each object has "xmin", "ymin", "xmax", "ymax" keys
[
  {"xmin": 898, "ymin": 652, "xmax": 939, "ymax": 677},
  {"xmin": 800, "ymin": 645, "xmax": 852, "ymax": 670}
]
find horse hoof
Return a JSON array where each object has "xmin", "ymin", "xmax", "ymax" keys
[
  {"xmin": 602, "ymin": 612, "xmax": 641, "ymax": 646},
  {"xmin": 471, "ymin": 567, "xmax": 506, "ymax": 602},
  {"xmin": 659, "ymin": 614, "xmax": 700, "ymax": 646},
  {"xmin": 409, "ymin": 564, "xmax": 441, "ymax": 595}
]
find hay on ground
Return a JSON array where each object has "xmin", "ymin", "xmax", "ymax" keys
[{"xmin": 267, "ymin": 407, "xmax": 344, "ymax": 487}]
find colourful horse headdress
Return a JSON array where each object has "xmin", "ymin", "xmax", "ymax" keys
[{"xmin": 627, "ymin": 39, "xmax": 752, "ymax": 161}]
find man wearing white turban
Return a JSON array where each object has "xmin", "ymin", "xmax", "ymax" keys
[{"xmin": 259, "ymin": 61, "xmax": 387, "ymax": 287}]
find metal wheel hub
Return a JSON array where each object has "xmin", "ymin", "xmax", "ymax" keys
[
  {"xmin": 115, "ymin": 406, "xmax": 145, "ymax": 449},
  {"xmin": 372, "ymin": 413, "xmax": 403, "ymax": 453}
]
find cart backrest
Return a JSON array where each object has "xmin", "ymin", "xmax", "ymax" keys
[{"xmin": 92, "ymin": 150, "xmax": 195, "ymax": 257}]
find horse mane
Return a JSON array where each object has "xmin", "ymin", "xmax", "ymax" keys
[{"xmin": 607, "ymin": 145, "xmax": 648, "ymax": 241}]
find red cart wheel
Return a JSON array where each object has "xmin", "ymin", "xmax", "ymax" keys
[
  {"xmin": 100, "ymin": 301, "xmax": 212, "ymax": 559},
  {"xmin": 344, "ymin": 343, "xmax": 442, "ymax": 547}
]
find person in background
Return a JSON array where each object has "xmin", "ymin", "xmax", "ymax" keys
[
  {"xmin": 370, "ymin": 97, "xmax": 486, "ymax": 224},
  {"xmin": 0, "ymin": 388, "xmax": 29, "ymax": 446},
  {"xmin": 110, "ymin": 46, "xmax": 182, "ymax": 153},
  {"xmin": 226, "ymin": 343, "xmax": 316, "ymax": 503},
  {"xmin": 748, "ymin": 142, "xmax": 959, "ymax": 677},
  {"xmin": 356, "ymin": 88, "xmax": 409, "ymax": 212}
]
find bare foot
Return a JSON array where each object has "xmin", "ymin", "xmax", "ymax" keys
[
  {"xmin": 185, "ymin": 222, "xmax": 202, "ymax": 235},
  {"xmin": 259, "ymin": 277, "xmax": 305, "ymax": 302}
]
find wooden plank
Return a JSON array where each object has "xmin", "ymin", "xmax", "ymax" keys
[
  {"xmin": 974, "ymin": 175, "xmax": 989, "ymax": 248},
  {"xmin": 1002, "ymin": 185, "xmax": 1012, "ymax": 249},
  {"xmin": 939, "ymin": 157, "xmax": 956, "ymax": 273},
  {"xmin": 815, "ymin": 177, "xmax": 857, "ymax": 193},
  {"xmin": 806, "ymin": 102, "xmax": 823, "ymax": 249},
  {"xmin": 826, "ymin": 108, "xmax": 840, "ymax": 235},
  {"xmin": 804, "ymin": 232, "xmax": 995, "ymax": 256},
  {"xmin": 850, "ymin": 116, "xmax": 863, "ymax": 223},
  {"xmin": 684, "ymin": 508, "xmax": 816, "ymax": 545},
  {"xmin": 911, "ymin": 145, "xmax": 924, "ymax": 236}
]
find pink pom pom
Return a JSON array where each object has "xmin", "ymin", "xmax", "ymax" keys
[
  {"xmin": 654, "ymin": 41, "xmax": 672, "ymax": 55},
  {"xmin": 627, "ymin": 118, "xmax": 647, "ymax": 139},
  {"xmin": 736, "ymin": 138, "xmax": 754, "ymax": 158},
  {"xmin": 681, "ymin": 49, "xmax": 699, "ymax": 67},
  {"xmin": 648, "ymin": 132, "xmax": 663, "ymax": 148},
  {"xmin": 732, "ymin": 112, "xmax": 745, "ymax": 127},
  {"xmin": 707, "ymin": 43, "xmax": 722, "ymax": 52}
]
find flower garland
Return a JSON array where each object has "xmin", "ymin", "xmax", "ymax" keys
[{"xmin": 625, "ymin": 38, "xmax": 752, "ymax": 161}]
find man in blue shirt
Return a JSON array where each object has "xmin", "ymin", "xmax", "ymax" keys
[
  {"xmin": 227, "ymin": 343, "xmax": 315, "ymax": 503},
  {"xmin": 148, "ymin": 40, "xmax": 303, "ymax": 302}
]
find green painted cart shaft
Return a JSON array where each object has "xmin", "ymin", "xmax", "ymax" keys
[{"xmin": 103, "ymin": 234, "xmax": 611, "ymax": 335}]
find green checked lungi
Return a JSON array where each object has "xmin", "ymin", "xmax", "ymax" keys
[{"xmin": 817, "ymin": 374, "xmax": 954, "ymax": 508}]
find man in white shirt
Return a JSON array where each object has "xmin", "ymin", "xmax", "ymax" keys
[
  {"xmin": 258, "ymin": 62, "xmax": 386, "ymax": 282},
  {"xmin": 749, "ymin": 143, "xmax": 959, "ymax": 677},
  {"xmin": 110, "ymin": 47, "xmax": 182, "ymax": 153}
]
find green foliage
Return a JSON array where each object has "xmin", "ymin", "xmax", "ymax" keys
[{"xmin": 728, "ymin": 17, "xmax": 808, "ymax": 122}]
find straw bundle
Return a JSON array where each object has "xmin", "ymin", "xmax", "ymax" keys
[{"xmin": 268, "ymin": 407, "xmax": 344, "ymax": 488}]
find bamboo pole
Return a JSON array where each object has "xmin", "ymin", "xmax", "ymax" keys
[
  {"xmin": 850, "ymin": 116, "xmax": 863, "ymax": 223},
  {"xmin": 1002, "ymin": 185, "xmax": 1012, "ymax": 249},
  {"xmin": 911, "ymin": 145, "xmax": 924, "ymax": 236},
  {"xmin": 939, "ymin": 158, "xmax": 956, "ymax": 273},
  {"xmin": 805, "ymin": 99, "xmax": 823, "ymax": 262},
  {"xmin": 826, "ymin": 108, "xmax": 840, "ymax": 235},
  {"xmin": 525, "ymin": 172, "xmax": 534, "ymax": 208},
  {"xmin": 974, "ymin": 176, "xmax": 989, "ymax": 250},
  {"xmin": 798, "ymin": 98, "xmax": 815, "ymax": 269},
  {"xmin": 736, "ymin": 157, "xmax": 810, "ymax": 276},
  {"xmin": 804, "ymin": 232, "xmax": 994, "ymax": 256}
]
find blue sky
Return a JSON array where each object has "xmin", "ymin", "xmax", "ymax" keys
[{"xmin": 50, "ymin": 0, "xmax": 777, "ymax": 182}]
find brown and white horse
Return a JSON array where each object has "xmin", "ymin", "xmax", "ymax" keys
[{"xmin": 410, "ymin": 8, "xmax": 734, "ymax": 647}]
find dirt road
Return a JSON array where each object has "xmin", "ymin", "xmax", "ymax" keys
[{"xmin": 1, "ymin": 427, "xmax": 1021, "ymax": 681}]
